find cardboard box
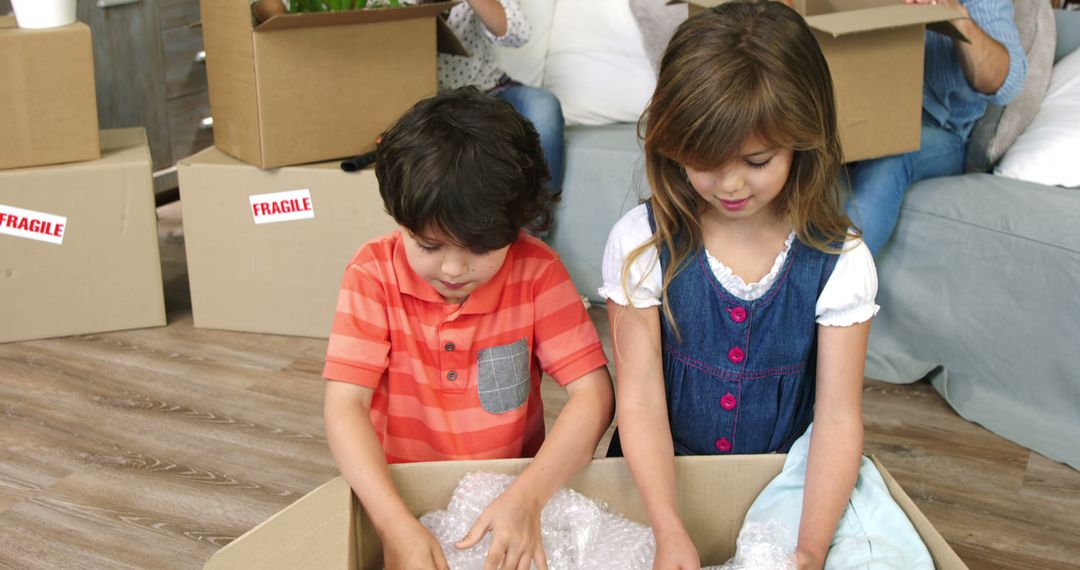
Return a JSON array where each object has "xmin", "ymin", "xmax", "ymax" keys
[
  {"xmin": 199, "ymin": 1, "xmax": 465, "ymax": 169},
  {"xmin": 0, "ymin": 17, "xmax": 101, "ymax": 171},
  {"xmin": 678, "ymin": 0, "xmax": 963, "ymax": 162},
  {"xmin": 0, "ymin": 129, "xmax": 165, "ymax": 343},
  {"xmin": 178, "ymin": 146, "xmax": 397, "ymax": 338},
  {"xmin": 203, "ymin": 455, "xmax": 968, "ymax": 569}
]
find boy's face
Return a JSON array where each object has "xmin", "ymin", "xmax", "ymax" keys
[{"xmin": 400, "ymin": 227, "xmax": 511, "ymax": 304}]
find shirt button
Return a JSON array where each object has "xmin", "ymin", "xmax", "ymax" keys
[
  {"xmin": 447, "ymin": 370, "xmax": 458, "ymax": 381},
  {"xmin": 729, "ymin": 307, "xmax": 747, "ymax": 323},
  {"xmin": 720, "ymin": 393, "xmax": 737, "ymax": 411},
  {"xmin": 444, "ymin": 342, "xmax": 455, "ymax": 352},
  {"xmin": 727, "ymin": 347, "xmax": 745, "ymax": 364},
  {"xmin": 715, "ymin": 437, "xmax": 732, "ymax": 452}
]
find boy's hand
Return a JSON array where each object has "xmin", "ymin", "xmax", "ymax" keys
[
  {"xmin": 652, "ymin": 525, "xmax": 700, "ymax": 570},
  {"xmin": 455, "ymin": 484, "xmax": 548, "ymax": 570},
  {"xmin": 382, "ymin": 516, "xmax": 449, "ymax": 570}
]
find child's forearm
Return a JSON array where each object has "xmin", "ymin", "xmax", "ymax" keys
[
  {"xmin": 324, "ymin": 384, "xmax": 414, "ymax": 536},
  {"xmin": 510, "ymin": 369, "xmax": 614, "ymax": 505},
  {"xmin": 797, "ymin": 415, "xmax": 863, "ymax": 567},
  {"xmin": 618, "ymin": 386, "xmax": 685, "ymax": 534}
]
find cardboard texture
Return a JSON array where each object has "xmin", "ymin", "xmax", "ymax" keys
[
  {"xmin": 178, "ymin": 146, "xmax": 397, "ymax": 338},
  {"xmin": 0, "ymin": 129, "xmax": 165, "ymax": 343},
  {"xmin": 0, "ymin": 17, "xmax": 100, "ymax": 171},
  {"xmin": 204, "ymin": 455, "xmax": 968, "ymax": 569},
  {"xmin": 198, "ymin": 1, "xmax": 463, "ymax": 169},
  {"xmin": 676, "ymin": 0, "xmax": 963, "ymax": 162}
]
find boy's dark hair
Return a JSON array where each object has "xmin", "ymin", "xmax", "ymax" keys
[{"xmin": 375, "ymin": 87, "xmax": 556, "ymax": 252}]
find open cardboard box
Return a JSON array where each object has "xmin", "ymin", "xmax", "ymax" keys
[
  {"xmin": 0, "ymin": 17, "xmax": 100, "ymax": 171},
  {"xmin": 204, "ymin": 455, "xmax": 967, "ymax": 569},
  {"xmin": 199, "ymin": 1, "xmax": 466, "ymax": 169},
  {"xmin": 676, "ymin": 0, "xmax": 965, "ymax": 162},
  {"xmin": 178, "ymin": 145, "xmax": 397, "ymax": 338}
]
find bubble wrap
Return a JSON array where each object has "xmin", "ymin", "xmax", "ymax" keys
[
  {"xmin": 418, "ymin": 472, "xmax": 656, "ymax": 570},
  {"xmin": 707, "ymin": 520, "xmax": 796, "ymax": 570}
]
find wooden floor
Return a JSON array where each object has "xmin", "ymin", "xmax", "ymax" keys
[{"xmin": 1, "ymin": 202, "xmax": 1078, "ymax": 569}]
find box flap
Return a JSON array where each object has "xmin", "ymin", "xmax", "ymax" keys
[
  {"xmin": 203, "ymin": 477, "xmax": 355, "ymax": 570},
  {"xmin": 255, "ymin": 2, "xmax": 456, "ymax": 32},
  {"xmin": 872, "ymin": 456, "xmax": 969, "ymax": 570},
  {"xmin": 437, "ymin": 14, "xmax": 469, "ymax": 57},
  {"xmin": 0, "ymin": 15, "xmax": 16, "ymax": 30},
  {"xmin": 805, "ymin": 4, "xmax": 961, "ymax": 38}
]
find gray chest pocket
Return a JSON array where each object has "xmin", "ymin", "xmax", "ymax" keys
[{"xmin": 476, "ymin": 338, "xmax": 531, "ymax": 414}]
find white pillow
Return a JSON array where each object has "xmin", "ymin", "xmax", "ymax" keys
[
  {"xmin": 493, "ymin": 0, "xmax": 554, "ymax": 87},
  {"xmin": 995, "ymin": 47, "xmax": 1080, "ymax": 187},
  {"xmin": 542, "ymin": 0, "xmax": 656, "ymax": 126}
]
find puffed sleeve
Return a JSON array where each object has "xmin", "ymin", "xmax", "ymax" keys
[
  {"xmin": 482, "ymin": 0, "xmax": 531, "ymax": 48},
  {"xmin": 815, "ymin": 237, "xmax": 880, "ymax": 326},
  {"xmin": 598, "ymin": 204, "xmax": 663, "ymax": 308}
]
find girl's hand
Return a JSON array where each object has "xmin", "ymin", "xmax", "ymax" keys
[
  {"xmin": 456, "ymin": 485, "xmax": 548, "ymax": 570},
  {"xmin": 652, "ymin": 525, "xmax": 700, "ymax": 570},
  {"xmin": 381, "ymin": 516, "xmax": 449, "ymax": 570}
]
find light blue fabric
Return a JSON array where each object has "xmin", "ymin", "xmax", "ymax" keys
[
  {"xmin": 923, "ymin": 0, "xmax": 1028, "ymax": 139},
  {"xmin": 493, "ymin": 84, "xmax": 566, "ymax": 193},
  {"xmin": 740, "ymin": 424, "xmax": 933, "ymax": 569}
]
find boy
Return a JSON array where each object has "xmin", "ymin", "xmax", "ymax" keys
[{"xmin": 322, "ymin": 88, "xmax": 614, "ymax": 570}]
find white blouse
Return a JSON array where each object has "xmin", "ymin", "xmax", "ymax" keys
[
  {"xmin": 598, "ymin": 204, "xmax": 880, "ymax": 327},
  {"xmin": 438, "ymin": 0, "xmax": 530, "ymax": 92}
]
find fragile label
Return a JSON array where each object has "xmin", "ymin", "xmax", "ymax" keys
[
  {"xmin": 0, "ymin": 203, "xmax": 67, "ymax": 245},
  {"xmin": 249, "ymin": 189, "xmax": 315, "ymax": 225}
]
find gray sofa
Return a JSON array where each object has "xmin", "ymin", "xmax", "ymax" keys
[{"xmin": 549, "ymin": 10, "xmax": 1080, "ymax": 470}]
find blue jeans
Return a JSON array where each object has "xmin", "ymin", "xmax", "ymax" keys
[
  {"xmin": 493, "ymin": 85, "xmax": 566, "ymax": 194},
  {"xmin": 847, "ymin": 121, "xmax": 966, "ymax": 255}
]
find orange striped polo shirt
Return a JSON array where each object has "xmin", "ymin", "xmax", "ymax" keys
[{"xmin": 323, "ymin": 230, "xmax": 608, "ymax": 464}]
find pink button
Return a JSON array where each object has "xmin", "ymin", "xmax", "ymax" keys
[
  {"xmin": 728, "ymin": 347, "xmax": 745, "ymax": 364},
  {"xmin": 715, "ymin": 437, "xmax": 732, "ymax": 452},
  {"xmin": 720, "ymin": 393, "xmax": 737, "ymax": 410},
  {"xmin": 729, "ymin": 307, "xmax": 747, "ymax": 323}
]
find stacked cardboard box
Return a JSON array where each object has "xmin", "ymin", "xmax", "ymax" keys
[
  {"xmin": 178, "ymin": 147, "xmax": 396, "ymax": 338},
  {"xmin": 0, "ymin": 129, "xmax": 166, "ymax": 343},
  {"xmin": 180, "ymin": 1, "xmax": 465, "ymax": 337},
  {"xmin": 0, "ymin": 16, "xmax": 100, "ymax": 170},
  {"xmin": 0, "ymin": 17, "xmax": 165, "ymax": 343}
]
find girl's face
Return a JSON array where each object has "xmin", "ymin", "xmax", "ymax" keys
[
  {"xmin": 684, "ymin": 135, "xmax": 794, "ymax": 223},
  {"xmin": 401, "ymin": 227, "xmax": 510, "ymax": 304}
]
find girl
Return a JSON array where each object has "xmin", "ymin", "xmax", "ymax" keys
[{"xmin": 599, "ymin": 2, "xmax": 919, "ymax": 568}]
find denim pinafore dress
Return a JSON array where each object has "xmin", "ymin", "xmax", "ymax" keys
[{"xmin": 608, "ymin": 202, "xmax": 839, "ymax": 457}]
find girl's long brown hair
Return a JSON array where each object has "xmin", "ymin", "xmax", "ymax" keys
[{"xmin": 622, "ymin": 0, "xmax": 858, "ymax": 330}]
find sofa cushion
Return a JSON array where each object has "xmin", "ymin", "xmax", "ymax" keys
[
  {"xmin": 995, "ymin": 45, "xmax": 1080, "ymax": 187},
  {"xmin": 869, "ymin": 173, "xmax": 1080, "ymax": 469},
  {"xmin": 548, "ymin": 124, "xmax": 648, "ymax": 300},
  {"xmin": 965, "ymin": 0, "xmax": 1055, "ymax": 173},
  {"xmin": 493, "ymin": 0, "xmax": 554, "ymax": 87},
  {"xmin": 542, "ymin": 0, "xmax": 656, "ymax": 126}
]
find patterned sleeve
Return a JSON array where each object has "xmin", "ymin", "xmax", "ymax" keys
[
  {"xmin": 815, "ymin": 237, "xmax": 880, "ymax": 327},
  {"xmin": 968, "ymin": 0, "xmax": 1027, "ymax": 105},
  {"xmin": 598, "ymin": 204, "xmax": 663, "ymax": 308},
  {"xmin": 482, "ymin": 0, "xmax": 531, "ymax": 48}
]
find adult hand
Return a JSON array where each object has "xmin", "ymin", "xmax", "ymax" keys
[
  {"xmin": 382, "ymin": 516, "xmax": 450, "ymax": 570},
  {"xmin": 652, "ymin": 525, "xmax": 701, "ymax": 570},
  {"xmin": 455, "ymin": 484, "xmax": 547, "ymax": 570},
  {"xmin": 904, "ymin": 0, "xmax": 968, "ymax": 19}
]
